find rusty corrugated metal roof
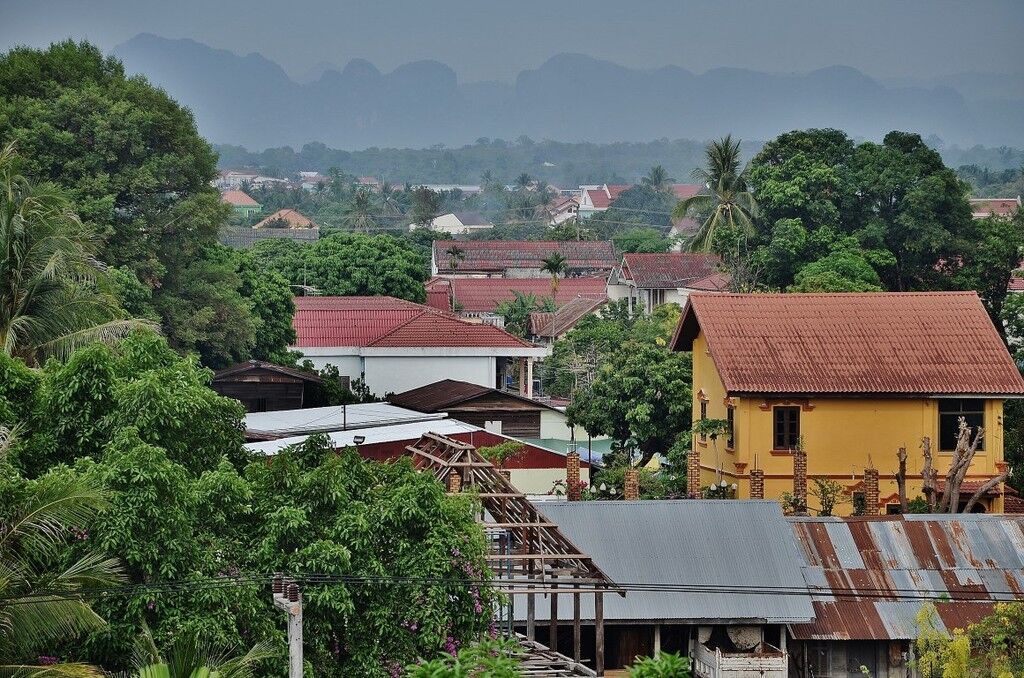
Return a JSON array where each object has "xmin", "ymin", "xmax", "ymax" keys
[
  {"xmin": 671, "ymin": 292, "xmax": 1024, "ymax": 395},
  {"xmin": 433, "ymin": 240, "xmax": 617, "ymax": 273},
  {"xmin": 789, "ymin": 515, "xmax": 1024, "ymax": 640}
]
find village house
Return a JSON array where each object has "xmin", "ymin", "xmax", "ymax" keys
[
  {"xmin": 969, "ymin": 196, "xmax": 1020, "ymax": 219},
  {"xmin": 577, "ymin": 183, "xmax": 703, "ymax": 218},
  {"xmin": 432, "ymin": 240, "xmax": 618, "ymax": 278},
  {"xmin": 411, "ymin": 211, "xmax": 495, "ymax": 235},
  {"xmin": 290, "ymin": 296, "xmax": 550, "ymax": 397},
  {"xmin": 254, "ymin": 208, "xmax": 317, "ymax": 229},
  {"xmin": 220, "ymin": 189, "xmax": 262, "ymax": 218},
  {"xmin": 540, "ymin": 195, "xmax": 580, "ymax": 225},
  {"xmin": 425, "ymin": 276, "xmax": 607, "ymax": 325},
  {"xmin": 213, "ymin": 169, "xmax": 258, "ymax": 189},
  {"xmin": 607, "ymin": 252, "xmax": 728, "ymax": 314},
  {"xmin": 671, "ymin": 292, "xmax": 1024, "ymax": 513},
  {"xmin": 212, "ymin": 360, "xmax": 321, "ymax": 412}
]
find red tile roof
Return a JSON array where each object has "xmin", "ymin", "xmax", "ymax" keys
[
  {"xmin": 970, "ymin": 197, "xmax": 1020, "ymax": 218},
  {"xmin": 672, "ymin": 292, "xmax": 1024, "ymax": 396},
  {"xmin": 621, "ymin": 253, "xmax": 723, "ymax": 289},
  {"xmin": 529, "ymin": 295, "xmax": 608, "ymax": 338},
  {"xmin": 427, "ymin": 276, "xmax": 607, "ymax": 313},
  {"xmin": 671, "ymin": 184, "xmax": 704, "ymax": 200},
  {"xmin": 221, "ymin": 190, "xmax": 259, "ymax": 206},
  {"xmin": 586, "ymin": 189, "xmax": 612, "ymax": 209},
  {"xmin": 292, "ymin": 296, "xmax": 534, "ymax": 349},
  {"xmin": 432, "ymin": 240, "xmax": 617, "ymax": 273},
  {"xmin": 255, "ymin": 208, "xmax": 315, "ymax": 229}
]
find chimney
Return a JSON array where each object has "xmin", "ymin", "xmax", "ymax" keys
[
  {"xmin": 624, "ymin": 467, "xmax": 640, "ymax": 501},
  {"xmin": 750, "ymin": 468, "xmax": 765, "ymax": 500},
  {"xmin": 447, "ymin": 471, "xmax": 462, "ymax": 494},
  {"xmin": 864, "ymin": 467, "xmax": 879, "ymax": 515},
  {"xmin": 793, "ymin": 448, "xmax": 808, "ymax": 515},
  {"xmin": 566, "ymin": 451, "xmax": 581, "ymax": 501},
  {"xmin": 688, "ymin": 445, "xmax": 701, "ymax": 498}
]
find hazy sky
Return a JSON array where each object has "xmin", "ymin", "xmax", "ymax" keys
[{"xmin": 2, "ymin": 0, "xmax": 1022, "ymax": 82}]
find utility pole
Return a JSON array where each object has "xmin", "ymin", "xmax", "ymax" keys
[{"xmin": 272, "ymin": 574, "xmax": 303, "ymax": 678}]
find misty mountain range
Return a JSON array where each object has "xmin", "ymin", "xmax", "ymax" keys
[{"xmin": 113, "ymin": 33, "xmax": 1024, "ymax": 151}]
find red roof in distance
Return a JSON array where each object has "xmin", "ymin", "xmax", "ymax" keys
[
  {"xmin": 427, "ymin": 276, "xmax": 607, "ymax": 313},
  {"xmin": 433, "ymin": 240, "xmax": 617, "ymax": 273},
  {"xmin": 621, "ymin": 252, "xmax": 723, "ymax": 289},
  {"xmin": 221, "ymin": 190, "xmax": 259, "ymax": 206}
]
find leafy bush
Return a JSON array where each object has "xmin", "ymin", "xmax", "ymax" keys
[{"xmin": 629, "ymin": 651, "xmax": 692, "ymax": 677}]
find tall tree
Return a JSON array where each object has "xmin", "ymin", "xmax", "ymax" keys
[
  {"xmin": 0, "ymin": 144, "xmax": 149, "ymax": 364},
  {"xmin": 410, "ymin": 187, "xmax": 442, "ymax": 229},
  {"xmin": 340, "ymin": 190, "xmax": 379, "ymax": 233},
  {"xmin": 641, "ymin": 165, "xmax": 673, "ymax": 193},
  {"xmin": 674, "ymin": 136, "xmax": 758, "ymax": 252},
  {"xmin": 540, "ymin": 253, "xmax": 568, "ymax": 295}
]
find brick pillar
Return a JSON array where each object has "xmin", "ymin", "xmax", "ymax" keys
[
  {"xmin": 750, "ymin": 468, "xmax": 765, "ymax": 500},
  {"xmin": 500, "ymin": 469, "xmax": 512, "ymax": 481},
  {"xmin": 566, "ymin": 451, "xmax": 581, "ymax": 501},
  {"xmin": 447, "ymin": 471, "xmax": 462, "ymax": 493},
  {"xmin": 793, "ymin": 448, "xmax": 808, "ymax": 515},
  {"xmin": 864, "ymin": 467, "xmax": 880, "ymax": 515},
  {"xmin": 624, "ymin": 467, "xmax": 640, "ymax": 501},
  {"xmin": 687, "ymin": 446, "xmax": 701, "ymax": 498}
]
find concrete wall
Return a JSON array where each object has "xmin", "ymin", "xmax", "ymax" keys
[
  {"xmin": 362, "ymin": 355, "xmax": 497, "ymax": 397},
  {"xmin": 539, "ymin": 408, "xmax": 605, "ymax": 443}
]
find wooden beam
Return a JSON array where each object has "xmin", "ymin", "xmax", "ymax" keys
[
  {"xmin": 549, "ymin": 582, "xmax": 558, "ymax": 653},
  {"xmin": 573, "ymin": 587, "xmax": 581, "ymax": 663}
]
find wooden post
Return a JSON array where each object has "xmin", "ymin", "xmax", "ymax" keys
[
  {"xmin": 654, "ymin": 624, "xmax": 661, "ymax": 656},
  {"xmin": 526, "ymin": 579, "xmax": 535, "ymax": 641},
  {"xmin": 549, "ymin": 583, "xmax": 558, "ymax": 652},
  {"xmin": 573, "ymin": 586, "xmax": 581, "ymax": 662},
  {"xmin": 595, "ymin": 592, "xmax": 605, "ymax": 676}
]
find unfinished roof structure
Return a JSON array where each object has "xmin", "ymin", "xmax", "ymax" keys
[
  {"xmin": 529, "ymin": 295, "xmax": 608, "ymax": 339},
  {"xmin": 789, "ymin": 514, "xmax": 1024, "ymax": 641},
  {"xmin": 671, "ymin": 291, "xmax": 1024, "ymax": 396}
]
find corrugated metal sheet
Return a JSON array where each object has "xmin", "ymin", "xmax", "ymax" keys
[
  {"xmin": 790, "ymin": 515, "xmax": 1024, "ymax": 640},
  {"xmin": 428, "ymin": 276, "xmax": 606, "ymax": 313},
  {"xmin": 671, "ymin": 292, "xmax": 1024, "ymax": 395},
  {"xmin": 514, "ymin": 500, "xmax": 814, "ymax": 624},
  {"xmin": 621, "ymin": 253, "xmax": 722, "ymax": 289},
  {"xmin": 432, "ymin": 240, "xmax": 617, "ymax": 273}
]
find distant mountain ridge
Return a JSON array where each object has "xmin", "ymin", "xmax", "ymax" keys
[{"xmin": 112, "ymin": 33, "xmax": 1024, "ymax": 150}]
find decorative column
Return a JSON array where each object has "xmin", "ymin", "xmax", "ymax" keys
[
  {"xmin": 864, "ymin": 467, "xmax": 880, "ymax": 515},
  {"xmin": 566, "ymin": 451, "xmax": 581, "ymax": 501},
  {"xmin": 624, "ymin": 468, "xmax": 640, "ymax": 501},
  {"xmin": 750, "ymin": 468, "xmax": 765, "ymax": 500},
  {"xmin": 688, "ymin": 446, "xmax": 701, "ymax": 498},
  {"xmin": 793, "ymin": 448, "xmax": 807, "ymax": 515}
]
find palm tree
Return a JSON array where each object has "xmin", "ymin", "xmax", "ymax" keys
[
  {"xmin": 0, "ymin": 143, "xmax": 152, "ymax": 364},
  {"xmin": 445, "ymin": 245, "xmax": 465, "ymax": 271},
  {"xmin": 540, "ymin": 252, "xmax": 568, "ymax": 296},
  {"xmin": 0, "ymin": 458, "xmax": 125, "ymax": 677},
  {"xmin": 377, "ymin": 182, "xmax": 402, "ymax": 216},
  {"xmin": 132, "ymin": 626, "xmax": 277, "ymax": 678},
  {"xmin": 641, "ymin": 165, "xmax": 674, "ymax": 193},
  {"xmin": 673, "ymin": 135, "xmax": 758, "ymax": 252},
  {"xmin": 514, "ymin": 173, "xmax": 532, "ymax": 191},
  {"xmin": 340, "ymin": 190, "xmax": 378, "ymax": 232}
]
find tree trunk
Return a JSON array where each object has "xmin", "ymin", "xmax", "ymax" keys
[
  {"xmin": 921, "ymin": 437, "xmax": 936, "ymax": 512},
  {"xmin": 962, "ymin": 472, "xmax": 1007, "ymax": 514},
  {"xmin": 896, "ymin": 447, "xmax": 908, "ymax": 513}
]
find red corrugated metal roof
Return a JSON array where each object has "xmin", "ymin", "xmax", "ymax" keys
[
  {"xmin": 672, "ymin": 292, "xmax": 1024, "ymax": 395},
  {"xmin": 431, "ymin": 276, "xmax": 607, "ymax": 312},
  {"xmin": 433, "ymin": 240, "xmax": 617, "ymax": 273},
  {"xmin": 621, "ymin": 252, "xmax": 723, "ymax": 289}
]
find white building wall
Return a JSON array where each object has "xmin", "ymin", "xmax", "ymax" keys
[
  {"xmin": 539, "ymin": 409, "xmax": 606, "ymax": 443},
  {"xmin": 509, "ymin": 466, "xmax": 590, "ymax": 495},
  {"xmin": 296, "ymin": 353, "xmax": 363, "ymax": 378},
  {"xmin": 362, "ymin": 355, "xmax": 497, "ymax": 397}
]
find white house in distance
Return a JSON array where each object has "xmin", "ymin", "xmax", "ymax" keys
[
  {"xmin": 290, "ymin": 296, "xmax": 550, "ymax": 397},
  {"xmin": 607, "ymin": 252, "xmax": 729, "ymax": 313},
  {"xmin": 411, "ymin": 211, "xmax": 494, "ymax": 235}
]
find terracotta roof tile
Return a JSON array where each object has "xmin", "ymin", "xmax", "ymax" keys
[
  {"xmin": 672, "ymin": 292, "xmax": 1024, "ymax": 395},
  {"xmin": 621, "ymin": 253, "xmax": 723, "ymax": 289},
  {"xmin": 970, "ymin": 197, "xmax": 1020, "ymax": 218},
  {"xmin": 428, "ymin": 276, "xmax": 607, "ymax": 313},
  {"xmin": 255, "ymin": 208, "xmax": 316, "ymax": 229},
  {"xmin": 367, "ymin": 311, "xmax": 534, "ymax": 348},
  {"xmin": 529, "ymin": 295, "xmax": 608, "ymax": 338},
  {"xmin": 671, "ymin": 183, "xmax": 704, "ymax": 200},
  {"xmin": 433, "ymin": 240, "xmax": 617, "ymax": 273},
  {"xmin": 221, "ymin": 190, "xmax": 259, "ymax": 206}
]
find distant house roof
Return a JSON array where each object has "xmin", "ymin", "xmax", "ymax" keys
[
  {"xmin": 970, "ymin": 197, "xmax": 1020, "ymax": 218},
  {"xmin": 672, "ymin": 292, "xmax": 1024, "ymax": 396},
  {"xmin": 789, "ymin": 514, "xmax": 1024, "ymax": 640},
  {"xmin": 213, "ymin": 360, "xmax": 321, "ymax": 384},
  {"xmin": 520, "ymin": 500, "xmax": 814, "ymax": 624},
  {"xmin": 433, "ymin": 240, "xmax": 617, "ymax": 273},
  {"xmin": 254, "ymin": 208, "xmax": 316, "ymax": 229},
  {"xmin": 529, "ymin": 295, "xmax": 608, "ymax": 338},
  {"xmin": 219, "ymin": 226, "xmax": 320, "ymax": 249},
  {"xmin": 221, "ymin": 190, "xmax": 259, "ymax": 206},
  {"xmin": 620, "ymin": 252, "xmax": 724, "ymax": 289},
  {"xmin": 292, "ymin": 295, "xmax": 536, "ymax": 349},
  {"xmin": 671, "ymin": 183, "xmax": 704, "ymax": 200},
  {"xmin": 389, "ymin": 378, "xmax": 560, "ymax": 413},
  {"xmin": 426, "ymin": 276, "xmax": 608, "ymax": 313},
  {"xmin": 243, "ymin": 402, "xmax": 446, "ymax": 440},
  {"xmin": 451, "ymin": 211, "xmax": 492, "ymax": 227}
]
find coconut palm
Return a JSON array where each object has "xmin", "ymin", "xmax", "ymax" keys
[
  {"xmin": 0, "ymin": 143, "xmax": 152, "ymax": 364},
  {"xmin": 641, "ymin": 165, "xmax": 674, "ymax": 193},
  {"xmin": 132, "ymin": 625, "xmax": 277, "ymax": 678},
  {"xmin": 445, "ymin": 245, "xmax": 465, "ymax": 271},
  {"xmin": 377, "ymin": 182, "xmax": 402, "ymax": 216},
  {"xmin": 673, "ymin": 135, "xmax": 758, "ymax": 252},
  {"xmin": 540, "ymin": 253, "xmax": 568, "ymax": 296},
  {"xmin": 0, "ymin": 462, "xmax": 125, "ymax": 677},
  {"xmin": 340, "ymin": 190, "xmax": 379, "ymax": 232}
]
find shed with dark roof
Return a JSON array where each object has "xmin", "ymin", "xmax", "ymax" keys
[{"xmin": 212, "ymin": 360, "xmax": 322, "ymax": 412}]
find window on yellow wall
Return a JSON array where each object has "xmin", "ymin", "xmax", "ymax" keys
[
  {"xmin": 726, "ymin": 406, "xmax": 735, "ymax": 449},
  {"xmin": 699, "ymin": 400, "xmax": 708, "ymax": 441},
  {"xmin": 773, "ymin": 406, "xmax": 800, "ymax": 450},
  {"xmin": 938, "ymin": 399, "xmax": 985, "ymax": 451}
]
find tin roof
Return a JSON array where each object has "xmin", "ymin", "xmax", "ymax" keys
[
  {"xmin": 621, "ymin": 252, "xmax": 723, "ymax": 289},
  {"xmin": 433, "ymin": 240, "xmax": 617, "ymax": 273},
  {"xmin": 789, "ymin": 514, "xmax": 1024, "ymax": 640},
  {"xmin": 671, "ymin": 292, "xmax": 1024, "ymax": 396},
  {"xmin": 213, "ymin": 360, "xmax": 321, "ymax": 383},
  {"xmin": 517, "ymin": 500, "xmax": 815, "ymax": 624},
  {"xmin": 389, "ymin": 379, "xmax": 557, "ymax": 413},
  {"xmin": 427, "ymin": 276, "xmax": 607, "ymax": 313}
]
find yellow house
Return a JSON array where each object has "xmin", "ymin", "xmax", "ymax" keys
[{"xmin": 670, "ymin": 291, "xmax": 1024, "ymax": 514}]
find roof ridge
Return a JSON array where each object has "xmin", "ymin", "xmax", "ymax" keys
[{"xmin": 364, "ymin": 309, "xmax": 434, "ymax": 346}]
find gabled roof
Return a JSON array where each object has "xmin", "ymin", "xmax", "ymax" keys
[
  {"xmin": 620, "ymin": 252, "xmax": 723, "ymax": 289},
  {"xmin": 789, "ymin": 514, "xmax": 1024, "ymax": 640},
  {"xmin": 221, "ymin": 190, "xmax": 259, "ymax": 206},
  {"xmin": 254, "ymin": 208, "xmax": 316, "ymax": 229},
  {"xmin": 292, "ymin": 296, "xmax": 536, "ymax": 349},
  {"xmin": 529, "ymin": 295, "xmax": 608, "ymax": 338},
  {"xmin": 433, "ymin": 240, "xmax": 617, "ymax": 273},
  {"xmin": 451, "ymin": 211, "xmax": 492, "ymax": 226},
  {"xmin": 970, "ymin": 196, "xmax": 1020, "ymax": 218},
  {"xmin": 389, "ymin": 378, "xmax": 558, "ymax": 413},
  {"xmin": 427, "ymin": 276, "xmax": 607, "ymax": 313},
  {"xmin": 671, "ymin": 183, "xmax": 704, "ymax": 200},
  {"xmin": 214, "ymin": 360, "xmax": 321, "ymax": 383},
  {"xmin": 520, "ymin": 500, "xmax": 814, "ymax": 624},
  {"xmin": 672, "ymin": 292, "xmax": 1024, "ymax": 396}
]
